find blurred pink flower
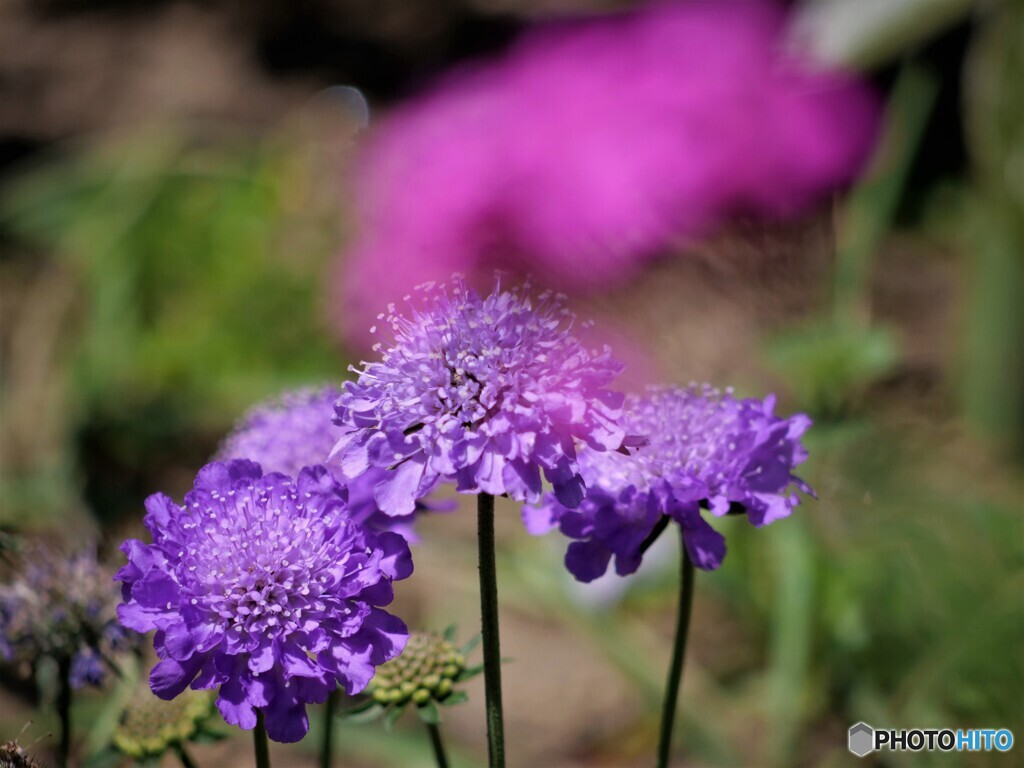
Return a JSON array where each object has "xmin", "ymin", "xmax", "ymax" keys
[{"xmin": 333, "ymin": 0, "xmax": 879, "ymax": 345}]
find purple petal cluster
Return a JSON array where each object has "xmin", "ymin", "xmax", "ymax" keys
[
  {"xmin": 0, "ymin": 543, "xmax": 126, "ymax": 689},
  {"xmin": 526, "ymin": 386, "xmax": 814, "ymax": 580},
  {"xmin": 333, "ymin": 279, "xmax": 627, "ymax": 517},
  {"xmin": 116, "ymin": 460, "xmax": 412, "ymax": 743},
  {"xmin": 217, "ymin": 386, "xmax": 437, "ymax": 542},
  {"xmin": 333, "ymin": 0, "xmax": 879, "ymax": 344}
]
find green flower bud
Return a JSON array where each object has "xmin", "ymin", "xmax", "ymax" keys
[
  {"xmin": 422, "ymin": 673, "xmax": 441, "ymax": 690},
  {"xmin": 365, "ymin": 630, "xmax": 469, "ymax": 708},
  {"xmin": 412, "ymin": 688, "xmax": 431, "ymax": 705},
  {"xmin": 112, "ymin": 682, "xmax": 212, "ymax": 759}
]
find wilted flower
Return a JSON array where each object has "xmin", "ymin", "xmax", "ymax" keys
[
  {"xmin": 332, "ymin": 279, "xmax": 628, "ymax": 517},
  {"xmin": 218, "ymin": 386, "xmax": 449, "ymax": 542},
  {"xmin": 0, "ymin": 542, "xmax": 125, "ymax": 688},
  {"xmin": 0, "ymin": 724, "xmax": 45, "ymax": 768},
  {"xmin": 333, "ymin": 0, "xmax": 879, "ymax": 343},
  {"xmin": 526, "ymin": 385, "xmax": 814, "ymax": 580},
  {"xmin": 116, "ymin": 460, "xmax": 412, "ymax": 743}
]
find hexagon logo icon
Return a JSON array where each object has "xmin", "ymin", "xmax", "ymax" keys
[{"xmin": 848, "ymin": 722, "xmax": 875, "ymax": 757}]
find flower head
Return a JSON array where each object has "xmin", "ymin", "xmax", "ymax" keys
[
  {"xmin": 0, "ymin": 542, "xmax": 126, "ymax": 688},
  {"xmin": 113, "ymin": 684, "xmax": 213, "ymax": 760},
  {"xmin": 367, "ymin": 630, "xmax": 467, "ymax": 708},
  {"xmin": 526, "ymin": 385, "xmax": 814, "ymax": 580},
  {"xmin": 333, "ymin": 279, "xmax": 628, "ymax": 516},
  {"xmin": 333, "ymin": 0, "xmax": 879, "ymax": 344},
  {"xmin": 116, "ymin": 460, "xmax": 413, "ymax": 743},
  {"xmin": 218, "ymin": 386, "xmax": 445, "ymax": 542}
]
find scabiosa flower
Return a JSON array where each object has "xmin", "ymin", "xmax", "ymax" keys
[
  {"xmin": 116, "ymin": 460, "xmax": 413, "ymax": 743},
  {"xmin": 526, "ymin": 385, "xmax": 814, "ymax": 580},
  {"xmin": 332, "ymin": 279, "xmax": 629, "ymax": 517},
  {"xmin": 0, "ymin": 542, "xmax": 125, "ymax": 688},
  {"xmin": 217, "ymin": 386, "xmax": 449, "ymax": 543},
  {"xmin": 332, "ymin": 0, "xmax": 879, "ymax": 345}
]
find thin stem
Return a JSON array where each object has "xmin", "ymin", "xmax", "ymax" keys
[
  {"xmin": 476, "ymin": 492, "xmax": 505, "ymax": 768},
  {"xmin": 638, "ymin": 514, "xmax": 671, "ymax": 557},
  {"xmin": 57, "ymin": 655, "xmax": 72, "ymax": 768},
  {"xmin": 174, "ymin": 742, "xmax": 199, "ymax": 768},
  {"xmin": 426, "ymin": 721, "xmax": 450, "ymax": 768},
  {"xmin": 254, "ymin": 709, "xmax": 272, "ymax": 768},
  {"xmin": 320, "ymin": 688, "xmax": 338, "ymax": 768},
  {"xmin": 655, "ymin": 536, "xmax": 696, "ymax": 768}
]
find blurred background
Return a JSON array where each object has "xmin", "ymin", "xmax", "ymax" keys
[{"xmin": 0, "ymin": 0, "xmax": 1021, "ymax": 766}]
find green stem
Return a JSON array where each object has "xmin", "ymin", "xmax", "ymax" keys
[
  {"xmin": 320, "ymin": 688, "xmax": 337, "ymax": 768},
  {"xmin": 655, "ymin": 537, "xmax": 696, "ymax": 768},
  {"xmin": 426, "ymin": 721, "xmax": 450, "ymax": 768},
  {"xmin": 57, "ymin": 655, "xmax": 72, "ymax": 768},
  {"xmin": 174, "ymin": 742, "xmax": 199, "ymax": 768},
  {"xmin": 254, "ymin": 709, "xmax": 272, "ymax": 768},
  {"xmin": 476, "ymin": 492, "xmax": 506, "ymax": 768},
  {"xmin": 638, "ymin": 514, "xmax": 670, "ymax": 557}
]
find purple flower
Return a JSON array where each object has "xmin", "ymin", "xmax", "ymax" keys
[
  {"xmin": 116, "ymin": 460, "xmax": 412, "ymax": 743},
  {"xmin": 525, "ymin": 385, "xmax": 814, "ymax": 580},
  {"xmin": 332, "ymin": 0, "xmax": 879, "ymax": 344},
  {"xmin": 70, "ymin": 648, "xmax": 106, "ymax": 688},
  {"xmin": 0, "ymin": 543, "xmax": 125, "ymax": 689},
  {"xmin": 218, "ymin": 386, "xmax": 444, "ymax": 542},
  {"xmin": 332, "ymin": 279, "xmax": 628, "ymax": 517}
]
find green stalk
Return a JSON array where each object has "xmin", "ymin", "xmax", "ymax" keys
[
  {"xmin": 476, "ymin": 492, "xmax": 506, "ymax": 767},
  {"xmin": 426, "ymin": 721, "xmax": 450, "ymax": 768},
  {"xmin": 655, "ymin": 537, "xmax": 696, "ymax": 768},
  {"xmin": 254, "ymin": 709, "xmax": 272, "ymax": 768},
  {"xmin": 57, "ymin": 655, "xmax": 72, "ymax": 768},
  {"xmin": 320, "ymin": 688, "xmax": 338, "ymax": 768},
  {"xmin": 174, "ymin": 742, "xmax": 199, "ymax": 768}
]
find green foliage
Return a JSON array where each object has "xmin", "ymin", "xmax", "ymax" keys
[
  {"xmin": 766, "ymin": 324, "xmax": 897, "ymax": 418},
  {"xmin": 1, "ymin": 134, "xmax": 344, "ymax": 425},
  {"xmin": 0, "ymin": 133, "xmax": 346, "ymax": 524}
]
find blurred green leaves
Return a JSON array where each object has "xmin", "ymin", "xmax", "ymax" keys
[
  {"xmin": 2, "ymin": 133, "xmax": 344, "ymax": 424},
  {"xmin": 765, "ymin": 60, "xmax": 939, "ymax": 419},
  {"xmin": 766, "ymin": 324, "xmax": 897, "ymax": 418},
  {"xmin": 956, "ymin": 0, "xmax": 1024, "ymax": 454},
  {"xmin": 1, "ymin": 132, "xmax": 346, "ymax": 523}
]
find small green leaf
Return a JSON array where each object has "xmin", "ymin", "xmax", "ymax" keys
[
  {"xmin": 417, "ymin": 700, "xmax": 442, "ymax": 725},
  {"xmin": 383, "ymin": 703, "xmax": 406, "ymax": 731},
  {"xmin": 439, "ymin": 691, "xmax": 469, "ymax": 707},
  {"xmin": 459, "ymin": 633, "xmax": 482, "ymax": 656},
  {"xmin": 341, "ymin": 698, "xmax": 378, "ymax": 717},
  {"xmin": 443, "ymin": 624, "xmax": 458, "ymax": 643},
  {"xmin": 457, "ymin": 663, "xmax": 484, "ymax": 681},
  {"xmin": 342, "ymin": 702, "xmax": 387, "ymax": 725}
]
